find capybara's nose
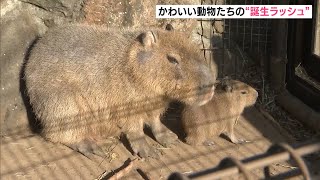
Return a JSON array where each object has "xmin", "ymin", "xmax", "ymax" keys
[{"xmin": 254, "ymin": 90, "xmax": 259, "ymax": 99}]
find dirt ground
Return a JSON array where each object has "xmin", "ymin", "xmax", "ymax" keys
[{"xmin": 2, "ymin": 106, "xmax": 318, "ymax": 180}]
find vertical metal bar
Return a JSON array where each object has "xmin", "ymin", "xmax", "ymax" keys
[
  {"xmin": 200, "ymin": 0, "xmax": 204, "ymax": 63},
  {"xmin": 221, "ymin": 0, "xmax": 227, "ymax": 77},
  {"xmin": 250, "ymin": 2, "xmax": 254, "ymax": 51},
  {"xmin": 270, "ymin": 0, "xmax": 289, "ymax": 92},
  {"xmin": 235, "ymin": 0, "xmax": 240, "ymax": 79},
  {"xmin": 209, "ymin": 0, "xmax": 213, "ymax": 72},
  {"xmin": 265, "ymin": 0, "xmax": 270, "ymax": 55},
  {"xmin": 257, "ymin": 0, "xmax": 262, "ymax": 54}
]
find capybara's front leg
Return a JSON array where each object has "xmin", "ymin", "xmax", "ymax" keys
[
  {"xmin": 225, "ymin": 117, "xmax": 247, "ymax": 144},
  {"xmin": 125, "ymin": 120, "xmax": 159, "ymax": 158},
  {"xmin": 185, "ymin": 131, "xmax": 207, "ymax": 146},
  {"xmin": 149, "ymin": 119, "xmax": 178, "ymax": 147}
]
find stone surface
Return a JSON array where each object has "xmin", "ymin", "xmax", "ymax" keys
[
  {"xmin": 83, "ymin": 0, "xmax": 200, "ymax": 34},
  {"xmin": 0, "ymin": 11, "xmax": 43, "ymax": 137},
  {"xmin": 0, "ymin": 0, "xmax": 88, "ymax": 138},
  {"xmin": 19, "ymin": 0, "xmax": 85, "ymax": 20}
]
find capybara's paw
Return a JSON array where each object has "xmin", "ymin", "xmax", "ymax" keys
[
  {"xmin": 202, "ymin": 139, "xmax": 215, "ymax": 146},
  {"xmin": 185, "ymin": 136, "xmax": 204, "ymax": 146},
  {"xmin": 155, "ymin": 131, "xmax": 178, "ymax": 147},
  {"xmin": 227, "ymin": 133, "xmax": 250, "ymax": 144},
  {"xmin": 68, "ymin": 139, "xmax": 110, "ymax": 159},
  {"xmin": 231, "ymin": 138, "xmax": 250, "ymax": 144},
  {"xmin": 130, "ymin": 138, "xmax": 159, "ymax": 159}
]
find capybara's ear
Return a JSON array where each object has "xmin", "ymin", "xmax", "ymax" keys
[
  {"xmin": 224, "ymin": 85, "xmax": 233, "ymax": 92},
  {"xmin": 138, "ymin": 31, "xmax": 158, "ymax": 47}
]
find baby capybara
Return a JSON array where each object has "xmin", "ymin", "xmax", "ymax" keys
[{"xmin": 182, "ymin": 79, "xmax": 258, "ymax": 146}]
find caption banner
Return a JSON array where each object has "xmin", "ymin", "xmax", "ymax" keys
[{"xmin": 156, "ymin": 5, "xmax": 313, "ymax": 19}]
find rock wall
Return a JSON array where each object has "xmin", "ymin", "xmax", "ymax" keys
[{"xmin": 84, "ymin": 0, "xmax": 199, "ymax": 33}]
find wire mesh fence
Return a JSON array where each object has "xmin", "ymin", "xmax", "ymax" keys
[{"xmin": 199, "ymin": 0, "xmax": 272, "ymax": 78}]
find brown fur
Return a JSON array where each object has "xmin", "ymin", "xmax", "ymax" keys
[
  {"xmin": 181, "ymin": 79, "xmax": 258, "ymax": 146},
  {"xmin": 24, "ymin": 24, "xmax": 216, "ymax": 157}
]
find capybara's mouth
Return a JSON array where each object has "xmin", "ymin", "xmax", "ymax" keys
[
  {"xmin": 182, "ymin": 84, "xmax": 215, "ymax": 106},
  {"xmin": 196, "ymin": 84, "xmax": 215, "ymax": 106}
]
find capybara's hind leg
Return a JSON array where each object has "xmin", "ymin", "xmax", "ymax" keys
[{"xmin": 68, "ymin": 139, "xmax": 107, "ymax": 159}]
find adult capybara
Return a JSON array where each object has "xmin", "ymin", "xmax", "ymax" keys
[
  {"xmin": 24, "ymin": 24, "xmax": 216, "ymax": 158},
  {"xmin": 182, "ymin": 79, "xmax": 258, "ymax": 146}
]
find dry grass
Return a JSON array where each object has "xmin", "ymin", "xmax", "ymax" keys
[{"xmin": 233, "ymin": 51, "xmax": 317, "ymax": 142}]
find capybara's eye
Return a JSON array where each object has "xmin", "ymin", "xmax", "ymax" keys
[
  {"xmin": 167, "ymin": 55, "xmax": 179, "ymax": 65},
  {"xmin": 241, "ymin": 91, "xmax": 248, "ymax": 94},
  {"xmin": 165, "ymin": 24, "xmax": 174, "ymax": 31}
]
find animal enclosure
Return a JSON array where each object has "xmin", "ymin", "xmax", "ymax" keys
[
  {"xmin": 1, "ymin": 0, "xmax": 319, "ymax": 180},
  {"xmin": 188, "ymin": 0, "xmax": 320, "ymax": 178}
]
